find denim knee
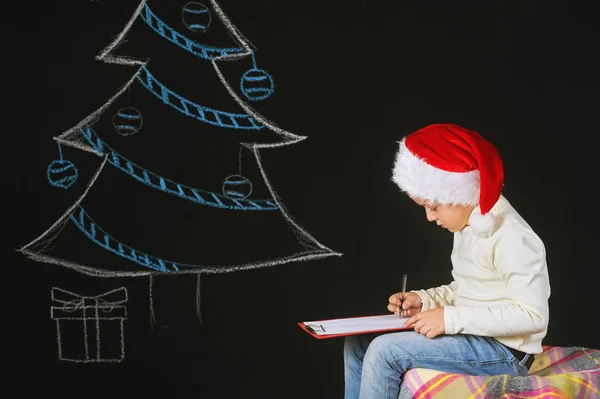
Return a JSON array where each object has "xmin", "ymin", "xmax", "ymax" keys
[
  {"xmin": 344, "ymin": 336, "xmax": 364, "ymax": 361},
  {"xmin": 363, "ymin": 334, "xmax": 409, "ymax": 373}
]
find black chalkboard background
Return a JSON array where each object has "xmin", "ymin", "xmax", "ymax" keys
[{"xmin": 8, "ymin": 1, "xmax": 598, "ymax": 397}]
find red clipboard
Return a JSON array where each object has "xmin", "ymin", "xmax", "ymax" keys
[{"xmin": 298, "ymin": 314, "xmax": 412, "ymax": 340}]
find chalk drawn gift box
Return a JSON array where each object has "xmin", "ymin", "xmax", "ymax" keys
[{"xmin": 51, "ymin": 286, "xmax": 128, "ymax": 363}]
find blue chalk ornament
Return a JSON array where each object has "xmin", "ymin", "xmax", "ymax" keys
[
  {"xmin": 222, "ymin": 174, "xmax": 253, "ymax": 200},
  {"xmin": 47, "ymin": 159, "xmax": 78, "ymax": 189},
  {"xmin": 240, "ymin": 68, "xmax": 275, "ymax": 101},
  {"xmin": 182, "ymin": 2, "xmax": 211, "ymax": 34},
  {"xmin": 113, "ymin": 107, "xmax": 143, "ymax": 136}
]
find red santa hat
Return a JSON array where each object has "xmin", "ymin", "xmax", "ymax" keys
[{"xmin": 392, "ymin": 123, "xmax": 504, "ymax": 236}]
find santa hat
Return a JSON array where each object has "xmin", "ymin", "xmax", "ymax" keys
[{"xmin": 392, "ymin": 124, "xmax": 504, "ymax": 236}]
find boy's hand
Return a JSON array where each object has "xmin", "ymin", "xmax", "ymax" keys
[
  {"xmin": 404, "ymin": 308, "xmax": 445, "ymax": 339},
  {"xmin": 388, "ymin": 292, "xmax": 422, "ymax": 317}
]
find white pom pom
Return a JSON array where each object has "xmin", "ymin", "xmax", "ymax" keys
[{"xmin": 469, "ymin": 212, "xmax": 497, "ymax": 237}]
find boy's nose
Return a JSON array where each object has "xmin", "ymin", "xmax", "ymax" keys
[{"xmin": 425, "ymin": 208, "xmax": 436, "ymax": 222}]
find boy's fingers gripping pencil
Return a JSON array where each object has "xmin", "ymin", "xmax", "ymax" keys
[{"xmin": 400, "ymin": 274, "xmax": 408, "ymax": 317}]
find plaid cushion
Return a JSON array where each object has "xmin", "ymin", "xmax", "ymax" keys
[{"xmin": 398, "ymin": 345, "xmax": 600, "ymax": 399}]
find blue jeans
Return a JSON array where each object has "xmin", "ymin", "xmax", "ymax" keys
[{"xmin": 344, "ymin": 331, "xmax": 531, "ymax": 399}]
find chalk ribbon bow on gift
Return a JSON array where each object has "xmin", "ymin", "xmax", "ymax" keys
[{"xmin": 51, "ymin": 287, "xmax": 128, "ymax": 318}]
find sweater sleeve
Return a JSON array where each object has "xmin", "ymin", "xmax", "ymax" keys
[
  {"xmin": 415, "ymin": 281, "xmax": 457, "ymax": 311},
  {"xmin": 444, "ymin": 230, "xmax": 550, "ymax": 337}
]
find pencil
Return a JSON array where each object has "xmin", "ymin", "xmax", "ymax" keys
[{"xmin": 400, "ymin": 274, "xmax": 408, "ymax": 317}]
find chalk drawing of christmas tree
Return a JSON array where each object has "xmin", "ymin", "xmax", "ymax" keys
[{"xmin": 20, "ymin": 0, "xmax": 341, "ymax": 281}]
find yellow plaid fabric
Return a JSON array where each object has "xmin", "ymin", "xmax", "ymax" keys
[{"xmin": 399, "ymin": 346, "xmax": 600, "ymax": 399}]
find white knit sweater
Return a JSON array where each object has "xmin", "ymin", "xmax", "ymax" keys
[{"xmin": 414, "ymin": 195, "xmax": 551, "ymax": 354}]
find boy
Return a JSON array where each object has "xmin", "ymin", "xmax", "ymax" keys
[{"xmin": 344, "ymin": 124, "xmax": 550, "ymax": 399}]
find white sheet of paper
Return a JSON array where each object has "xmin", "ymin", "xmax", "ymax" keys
[{"xmin": 303, "ymin": 314, "xmax": 410, "ymax": 335}]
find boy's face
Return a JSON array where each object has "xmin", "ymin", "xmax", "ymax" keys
[{"xmin": 411, "ymin": 197, "xmax": 474, "ymax": 233}]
